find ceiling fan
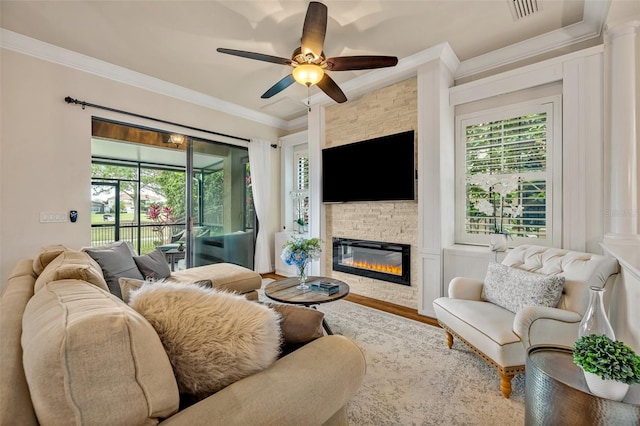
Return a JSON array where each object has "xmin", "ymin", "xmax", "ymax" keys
[{"xmin": 217, "ymin": 1, "xmax": 398, "ymax": 104}]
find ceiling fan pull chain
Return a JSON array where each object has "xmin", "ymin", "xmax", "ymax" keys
[{"xmin": 307, "ymin": 86, "xmax": 311, "ymax": 112}]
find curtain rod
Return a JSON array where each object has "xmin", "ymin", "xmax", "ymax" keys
[{"xmin": 65, "ymin": 96, "xmax": 257, "ymax": 144}]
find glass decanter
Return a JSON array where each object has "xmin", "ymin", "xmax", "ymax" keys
[{"xmin": 578, "ymin": 286, "xmax": 615, "ymax": 339}]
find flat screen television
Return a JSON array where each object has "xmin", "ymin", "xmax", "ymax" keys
[{"xmin": 322, "ymin": 130, "xmax": 415, "ymax": 203}]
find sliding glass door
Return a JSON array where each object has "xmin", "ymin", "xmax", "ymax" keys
[
  {"xmin": 91, "ymin": 118, "xmax": 255, "ymax": 270},
  {"xmin": 187, "ymin": 138, "xmax": 255, "ymax": 269}
]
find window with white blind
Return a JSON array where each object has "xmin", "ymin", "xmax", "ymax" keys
[
  {"xmin": 455, "ymin": 97, "xmax": 561, "ymax": 247},
  {"xmin": 292, "ymin": 149, "xmax": 309, "ymax": 230},
  {"xmin": 295, "ymin": 151, "xmax": 309, "ymax": 192}
]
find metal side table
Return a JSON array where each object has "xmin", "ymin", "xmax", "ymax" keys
[{"xmin": 526, "ymin": 346, "xmax": 640, "ymax": 425}]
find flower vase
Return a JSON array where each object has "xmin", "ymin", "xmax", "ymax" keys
[
  {"xmin": 489, "ymin": 233, "xmax": 508, "ymax": 252},
  {"xmin": 297, "ymin": 262, "xmax": 309, "ymax": 290},
  {"xmin": 578, "ymin": 286, "xmax": 615, "ymax": 339}
]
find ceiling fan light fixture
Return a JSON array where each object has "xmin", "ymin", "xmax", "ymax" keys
[{"xmin": 292, "ymin": 63, "xmax": 324, "ymax": 86}]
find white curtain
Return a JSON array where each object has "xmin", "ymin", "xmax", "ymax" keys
[{"xmin": 248, "ymin": 138, "xmax": 273, "ymax": 273}]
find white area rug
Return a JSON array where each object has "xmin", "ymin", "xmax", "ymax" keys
[{"xmin": 260, "ymin": 279, "xmax": 525, "ymax": 425}]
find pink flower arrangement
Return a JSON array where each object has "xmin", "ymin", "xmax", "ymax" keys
[{"xmin": 147, "ymin": 204, "xmax": 175, "ymax": 245}]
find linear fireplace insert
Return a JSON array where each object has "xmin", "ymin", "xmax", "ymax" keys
[{"xmin": 332, "ymin": 238, "xmax": 410, "ymax": 286}]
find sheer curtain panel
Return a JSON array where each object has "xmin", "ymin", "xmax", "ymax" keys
[{"xmin": 248, "ymin": 139, "xmax": 273, "ymax": 273}]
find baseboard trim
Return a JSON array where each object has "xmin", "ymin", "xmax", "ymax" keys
[
  {"xmin": 344, "ymin": 293, "xmax": 440, "ymax": 328},
  {"xmin": 262, "ymin": 273, "xmax": 440, "ymax": 328}
]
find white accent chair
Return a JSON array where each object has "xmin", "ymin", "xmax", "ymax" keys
[{"xmin": 433, "ymin": 245, "xmax": 619, "ymax": 398}]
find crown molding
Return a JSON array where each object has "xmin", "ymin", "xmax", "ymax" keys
[
  {"xmin": 1, "ymin": 0, "xmax": 610, "ymax": 131},
  {"xmin": 0, "ymin": 28, "xmax": 290, "ymax": 130},
  {"xmin": 306, "ymin": 42, "xmax": 460, "ymax": 108},
  {"xmin": 303, "ymin": 1, "xmax": 609, "ymax": 113},
  {"xmin": 454, "ymin": 0, "xmax": 610, "ymax": 79}
]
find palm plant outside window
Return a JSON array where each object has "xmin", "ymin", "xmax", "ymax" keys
[{"xmin": 457, "ymin": 100, "xmax": 556, "ymax": 246}]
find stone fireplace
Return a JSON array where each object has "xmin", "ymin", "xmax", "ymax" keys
[
  {"xmin": 324, "ymin": 77, "xmax": 419, "ymax": 308},
  {"xmin": 332, "ymin": 238, "xmax": 411, "ymax": 286}
]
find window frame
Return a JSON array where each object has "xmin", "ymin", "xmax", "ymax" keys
[{"xmin": 455, "ymin": 95, "xmax": 562, "ymax": 248}]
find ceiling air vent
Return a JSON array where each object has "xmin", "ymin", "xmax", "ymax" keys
[{"xmin": 508, "ymin": 0, "xmax": 540, "ymax": 20}]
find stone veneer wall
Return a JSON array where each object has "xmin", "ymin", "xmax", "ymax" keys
[{"xmin": 324, "ymin": 78, "xmax": 418, "ymax": 308}]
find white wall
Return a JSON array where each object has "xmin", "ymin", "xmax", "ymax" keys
[{"xmin": 0, "ymin": 49, "xmax": 282, "ymax": 284}]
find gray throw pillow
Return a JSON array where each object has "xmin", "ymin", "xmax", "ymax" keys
[
  {"xmin": 133, "ymin": 249, "xmax": 171, "ymax": 281},
  {"xmin": 83, "ymin": 241, "xmax": 144, "ymax": 299},
  {"xmin": 482, "ymin": 262, "xmax": 565, "ymax": 314}
]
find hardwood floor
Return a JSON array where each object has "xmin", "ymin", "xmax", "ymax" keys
[{"xmin": 261, "ymin": 273, "xmax": 440, "ymax": 328}]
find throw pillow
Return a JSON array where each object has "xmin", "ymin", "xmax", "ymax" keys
[
  {"xmin": 133, "ymin": 249, "xmax": 171, "ymax": 281},
  {"xmin": 119, "ymin": 277, "xmax": 147, "ymax": 304},
  {"xmin": 263, "ymin": 302, "xmax": 324, "ymax": 345},
  {"xmin": 128, "ymin": 282, "xmax": 281, "ymax": 400},
  {"xmin": 482, "ymin": 262, "xmax": 565, "ymax": 314},
  {"xmin": 34, "ymin": 250, "xmax": 109, "ymax": 294},
  {"xmin": 83, "ymin": 241, "xmax": 143, "ymax": 299},
  {"xmin": 32, "ymin": 244, "xmax": 69, "ymax": 275}
]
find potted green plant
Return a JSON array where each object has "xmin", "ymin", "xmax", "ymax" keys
[{"xmin": 573, "ymin": 334, "xmax": 640, "ymax": 401}]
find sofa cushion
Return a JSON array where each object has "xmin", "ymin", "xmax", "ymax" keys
[
  {"xmin": 133, "ymin": 248, "xmax": 171, "ymax": 280},
  {"xmin": 433, "ymin": 297, "xmax": 524, "ymax": 367},
  {"xmin": 482, "ymin": 262, "xmax": 565, "ymax": 314},
  {"xmin": 0, "ymin": 260, "xmax": 39, "ymax": 426},
  {"xmin": 32, "ymin": 244, "xmax": 68, "ymax": 275},
  {"xmin": 34, "ymin": 250, "xmax": 109, "ymax": 294},
  {"xmin": 83, "ymin": 241, "xmax": 144, "ymax": 299},
  {"xmin": 21, "ymin": 280, "xmax": 179, "ymax": 425},
  {"xmin": 264, "ymin": 303, "xmax": 325, "ymax": 345},
  {"xmin": 168, "ymin": 262, "xmax": 261, "ymax": 295},
  {"xmin": 129, "ymin": 281, "xmax": 281, "ymax": 400}
]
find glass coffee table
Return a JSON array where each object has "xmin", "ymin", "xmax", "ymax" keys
[{"xmin": 264, "ymin": 276, "xmax": 349, "ymax": 335}]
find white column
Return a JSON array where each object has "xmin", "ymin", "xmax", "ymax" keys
[
  {"xmin": 605, "ymin": 21, "xmax": 639, "ymax": 236},
  {"xmin": 307, "ymin": 104, "xmax": 326, "ymax": 276},
  {"xmin": 602, "ymin": 20, "xmax": 640, "ymax": 353},
  {"xmin": 417, "ymin": 57, "xmax": 456, "ymax": 317}
]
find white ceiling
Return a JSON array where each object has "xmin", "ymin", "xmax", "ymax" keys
[{"xmin": 1, "ymin": 1, "xmax": 638, "ymax": 125}]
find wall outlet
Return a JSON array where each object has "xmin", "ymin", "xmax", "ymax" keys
[{"xmin": 40, "ymin": 212, "xmax": 68, "ymax": 223}]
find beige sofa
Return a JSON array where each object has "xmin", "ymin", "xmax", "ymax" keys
[{"xmin": 1, "ymin": 248, "xmax": 366, "ymax": 425}]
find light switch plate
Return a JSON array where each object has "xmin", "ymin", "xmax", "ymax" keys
[{"xmin": 40, "ymin": 212, "xmax": 68, "ymax": 223}]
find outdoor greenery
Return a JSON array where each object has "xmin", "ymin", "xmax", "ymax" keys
[
  {"xmin": 92, "ymin": 164, "xmax": 187, "ymax": 219},
  {"xmin": 91, "ymin": 154, "xmax": 254, "ymax": 255},
  {"xmin": 573, "ymin": 334, "xmax": 640, "ymax": 384}
]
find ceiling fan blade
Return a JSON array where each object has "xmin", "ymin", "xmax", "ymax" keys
[
  {"xmin": 261, "ymin": 74, "xmax": 296, "ymax": 99},
  {"xmin": 326, "ymin": 56, "xmax": 399, "ymax": 71},
  {"xmin": 301, "ymin": 2, "xmax": 327, "ymax": 59},
  {"xmin": 217, "ymin": 48, "xmax": 292, "ymax": 66},
  {"xmin": 317, "ymin": 74, "xmax": 347, "ymax": 103}
]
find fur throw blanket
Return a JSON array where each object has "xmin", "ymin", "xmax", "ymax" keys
[{"xmin": 129, "ymin": 281, "xmax": 281, "ymax": 399}]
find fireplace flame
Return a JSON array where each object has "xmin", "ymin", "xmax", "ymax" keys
[{"xmin": 341, "ymin": 259, "xmax": 402, "ymax": 276}]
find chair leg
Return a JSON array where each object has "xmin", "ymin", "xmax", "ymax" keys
[
  {"xmin": 498, "ymin": 371, "xmax": 513, "ymax": 399},
  {"xmin": 445, "ymin": 331, "xmax": 454, "ymax": 349}
]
